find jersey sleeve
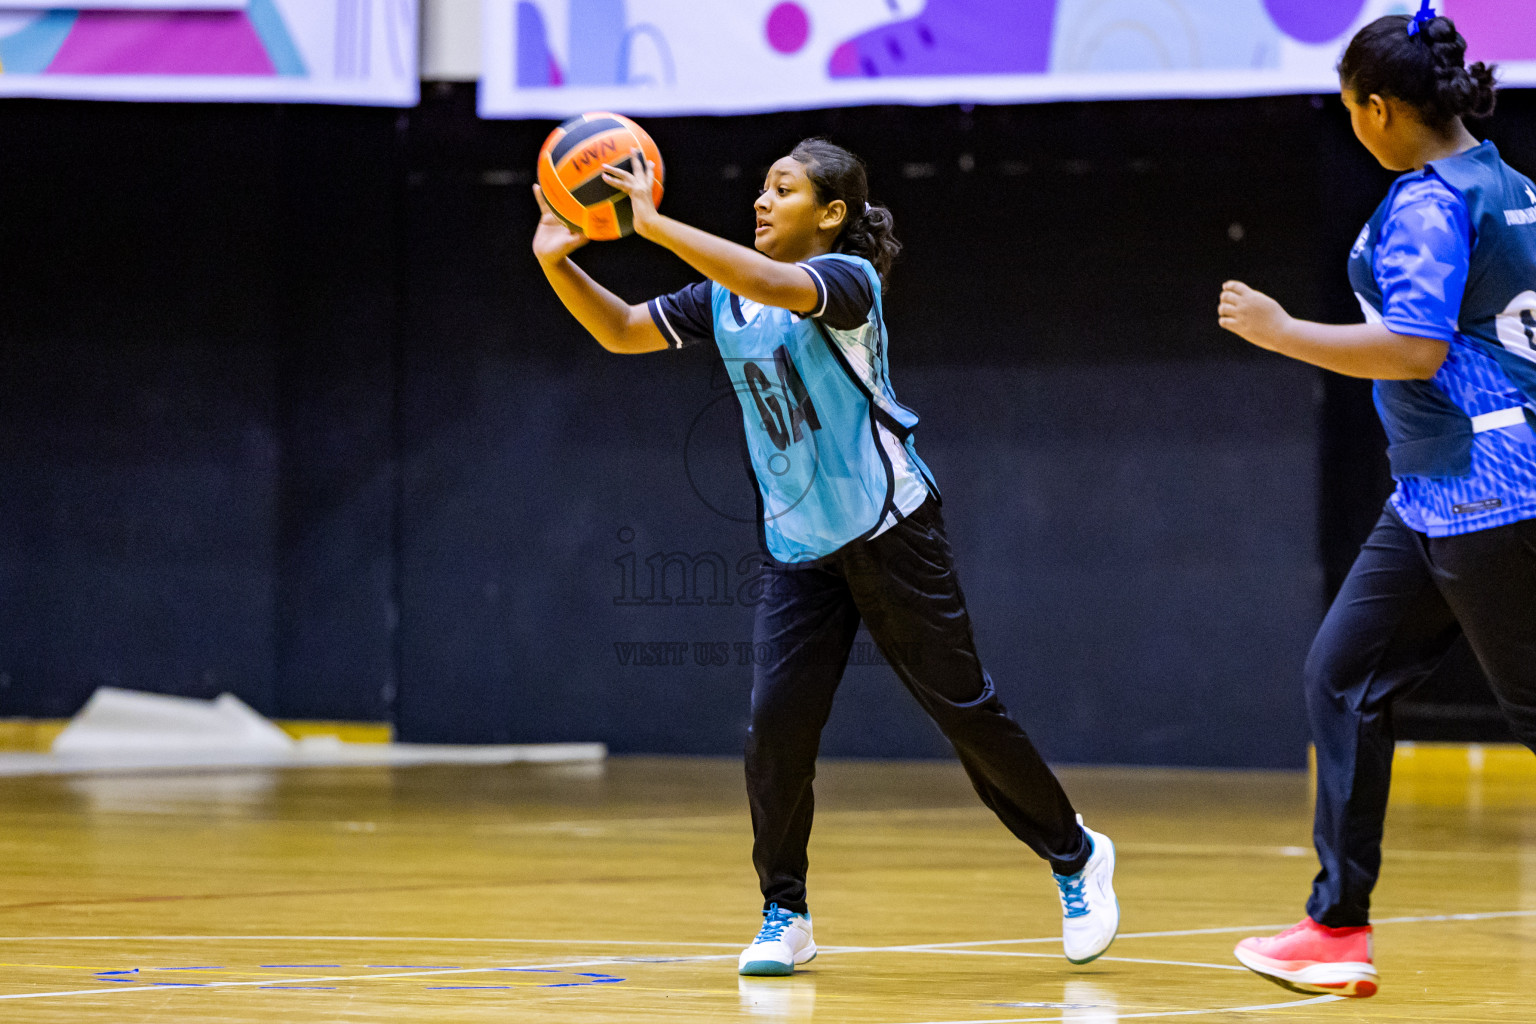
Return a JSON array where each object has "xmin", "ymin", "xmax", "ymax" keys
[
  {"xmin": 1373, "ymin": 176, "xmax": 1472, "ymax": 343},
  {"xmin": 798, "ymin": 255, "xmax": 875, "ymax": 331},
  {"xmin": 647, "ymin": 280, "xmax": 715, "ymax": 349}
]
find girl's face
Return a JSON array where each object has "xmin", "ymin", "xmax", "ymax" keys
[{"xmin": 754, "ymin": 156, "xmax": 846, "ymax": 262}]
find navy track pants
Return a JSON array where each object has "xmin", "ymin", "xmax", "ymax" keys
[{"xmin": 1305, "ymin": 507, "xmax": 1536, "ymax": 927}]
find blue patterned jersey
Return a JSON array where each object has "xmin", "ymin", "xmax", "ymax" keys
[
  {"xmin": 648, "ymin": 253, "xmax": 937, "ymax": 563},
  {"xmin": 1347, "ymin": 142, "xmax": 1536, "ymax": 536}
]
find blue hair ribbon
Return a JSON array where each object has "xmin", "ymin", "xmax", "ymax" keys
[{"xmin": 1407, "ymin": 0, "xmax": 1435, "ymax": 37}]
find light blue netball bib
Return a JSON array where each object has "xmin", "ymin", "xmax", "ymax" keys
[{"xmin": 707, "ymin": 255, "xmax": 935, "ymax": 562}]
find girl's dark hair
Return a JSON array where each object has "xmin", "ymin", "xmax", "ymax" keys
[
  {"xmin": 789, "ymin": 138, "xmax": 901, "ymax": 287},
  {"xmin": 1338, "ymin": 14, "xmax": 1497, "ymax": 127}
]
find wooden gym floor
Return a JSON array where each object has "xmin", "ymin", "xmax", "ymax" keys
[{"xmin": 0, "ymin": 755, "xmax": 1532, "ymax": 1022}]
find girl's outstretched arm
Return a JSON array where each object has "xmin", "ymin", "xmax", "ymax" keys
[
  {"xmin": 532, "ymin": 185, "xmax": 667, "ymax": 354},
  {"xmin": 603, "ymin": 151, "xmax": 821, "ymax": 314},
  {"xmin": 1218, "ymin": 280, "xmax": 1447, "ymax": 379}
]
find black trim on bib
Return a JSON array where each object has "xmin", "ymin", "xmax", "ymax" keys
[
  {"xmin": 811, "ymin": 319, "xmax": 940, "ymax": 507},
  {"xmin": 809, "ymin": 320, "xmax": 916, "ymax": 534}
]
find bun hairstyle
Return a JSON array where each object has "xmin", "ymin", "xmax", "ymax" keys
[
  {"xmin": 789, "ymin": 138, "xmax": 901, "ymax": 288},
  {"xmin": 1338, "ymin": 14, "xmax": 1497, "ymax": 127}
]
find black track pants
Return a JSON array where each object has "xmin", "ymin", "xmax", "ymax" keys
[{"xmin": 744, "ymin": 499, "xmax": 1088, "ymax": 915}]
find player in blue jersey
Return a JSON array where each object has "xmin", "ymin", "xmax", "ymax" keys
[
  {"xmin": 531, "ymin": 137, "xmax": 1119, "ymax": 975},
  {"xmin": 1219, "ymin": 2, "xmax": 1536, "ymax": 999}
]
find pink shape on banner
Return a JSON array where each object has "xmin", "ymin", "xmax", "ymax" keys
[
  {"xmin": 1445, "ymin": 1, "xmax": 1536, "ymax": 61},
  {"xmin": 47, "ymin": 12, "xmax": 276, "ymax": 76},
  {"xmin": 828, "ymin": 41, "xmax": 858, "ymax": 77},
  {"xmin": 766, "ymin": 3, "xmax": 810, "ymax": 56},
  {"xmin": 1262, "ymin": 0, "xmax": 1366, "ymax": 45}
]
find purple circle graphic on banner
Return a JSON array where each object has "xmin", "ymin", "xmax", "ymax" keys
[
  {"xmin": 1263, "ymin": 0, "xmax": 1367, "ymax": 45},
  {"xmin": 766, "ymin": 3, "xmax": 810, "ymax": 55}
]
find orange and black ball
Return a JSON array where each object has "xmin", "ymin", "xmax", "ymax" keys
[{"xmin": 537, "ymin": 111, "xmax": 664, "ymax": 240}]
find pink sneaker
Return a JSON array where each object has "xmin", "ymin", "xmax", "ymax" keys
[{"xmin": 1234, "ymin": 918, "xmax": 1378, "ymax": 998}]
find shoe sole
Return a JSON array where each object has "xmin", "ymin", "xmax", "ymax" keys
[
  {"xmin": 738, "ymin": 947, "xmax": 816, "ymax": 977},
  {"xmin": 1065, "ymin": 832, "xmax": 1119, "ymax": 965},
  {"xmin": 1233, "ymin": 945, "xmax": 1378, "ymax": 998}
]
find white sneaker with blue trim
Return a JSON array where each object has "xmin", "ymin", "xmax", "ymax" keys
[
  {"xmin": 1053, "ymin": 816, "xmax": 1119, "ymax": 964},
  {"xmin": 738, "ymin": 904, "xmax": 816, "ymax": 976}
]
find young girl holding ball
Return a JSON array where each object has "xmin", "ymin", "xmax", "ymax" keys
[{"xmin": 531, "ymin": 136, "xmax": 1119, "ymax": 975}]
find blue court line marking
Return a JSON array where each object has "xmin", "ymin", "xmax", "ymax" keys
[
  {"xmin": 0, "ymin": 955, "xmax": 672, "ymax": 1002},
  {"xmin": 77, "ymin": 960, "xmax": 625, "ymax": 992}
]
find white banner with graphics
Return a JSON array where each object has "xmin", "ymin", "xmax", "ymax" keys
[
  {"xmin": 480, "ymin": 0, "xmax": 1536, "ymax": 119},
  {"xmin": 0, "ymin": 0, "xmax": 418, "ymax": 105}
]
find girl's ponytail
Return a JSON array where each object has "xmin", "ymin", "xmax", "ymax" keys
[
  {"xmin": 838, "ymin": 201, "xmax": 901, "ymax": 286},
  {"xmin": 1422, "ymin": 17, "xmax": 1497, "ymax": 121}
]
